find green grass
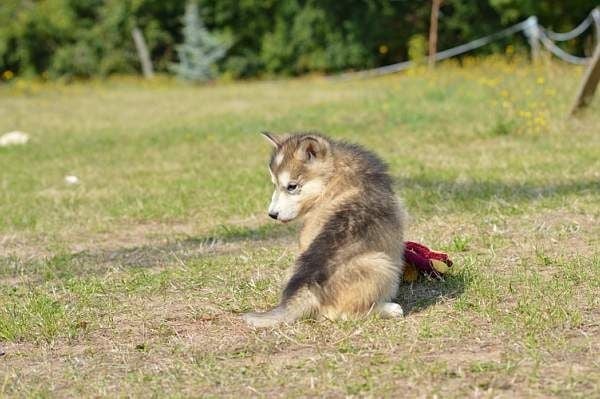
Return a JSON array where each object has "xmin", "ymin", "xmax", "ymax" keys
[{"xmin": 0, "ymin": 57, "xmax": 599, "ymax": 397}]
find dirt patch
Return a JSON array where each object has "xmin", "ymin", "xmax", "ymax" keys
[
  {"xmin": 411, "ymin": 209, "xmax": 598, "ymax": 276},
  {"xmin": 0, "ymin": 233, "xmax": 53, "ymax": 259}
]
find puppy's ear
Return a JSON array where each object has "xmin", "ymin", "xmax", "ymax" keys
[
  {"xmin": 297, "ymin": 136, "xmax": 329, "ymax": 162},
  {"xmin": 261, "ymin": 131, "xmax": 283, "ymax": 148}
]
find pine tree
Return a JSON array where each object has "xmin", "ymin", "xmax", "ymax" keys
[{"xmin": 171, "ymin": 2, "xmax": 227, "ymax": 82}]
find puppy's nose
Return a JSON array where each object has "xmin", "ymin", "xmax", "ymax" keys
[{"xmin": 268, "ymin": 212, "xmax": 278, "ymax": 220}]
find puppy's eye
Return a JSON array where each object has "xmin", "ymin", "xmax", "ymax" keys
[{"xmin": 286, "ymin": 183, "xmax": 299, "ymax": 193}]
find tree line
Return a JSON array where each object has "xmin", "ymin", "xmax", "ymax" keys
[{"xmin": 0, "ymin": 0, "xmax": 597, "ymax": 80}]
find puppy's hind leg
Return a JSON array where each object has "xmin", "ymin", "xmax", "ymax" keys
[
  {"xmin": 242, "ymin": 287, "xmax": 319, "ymax": 328},
  {"xmin": 375, "ymin": 302, "xmax": 404, "ymax": 318}
]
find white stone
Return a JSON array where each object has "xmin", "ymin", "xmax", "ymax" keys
[
  {"xmin": 0, "ymin": 131, "xmax": 29, "ymax": 147},
  {"xmin": 65, "ymin": 175, "xmax": 80, "ymax": 185}
]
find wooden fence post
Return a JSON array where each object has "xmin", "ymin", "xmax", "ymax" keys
[
  {"xmin": 570, "ymin": 43, "xmax": 600, "ymax": 115},
  {"xmin": 428, "ymin": 0, "xmax": 443, "ymax": 68},
  {"xmin": 524, "ymin": 16, "xmax": 541, "ymax": 62}
]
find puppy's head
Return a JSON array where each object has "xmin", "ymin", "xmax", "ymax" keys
[{"xmin": 262, "ymin": 132, "xmax": 333, "ymax": 222}]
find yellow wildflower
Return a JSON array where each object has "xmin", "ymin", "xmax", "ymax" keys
[{"xmin": 519, "ymin": 110, "xmax": 532, "ymax": 118}]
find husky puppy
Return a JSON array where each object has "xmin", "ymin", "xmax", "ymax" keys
[{"xmin": 243, "ymin": 133, "xmax": 405, "ymax": 328}]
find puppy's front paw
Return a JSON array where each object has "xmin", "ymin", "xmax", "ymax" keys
[
  {"xmin": 377, "ymin": 302, "xmax": 404, "ymax": 318},
  {"xmin": 242, "ymin": 311, "xmax": 283, "ymax": 328}
]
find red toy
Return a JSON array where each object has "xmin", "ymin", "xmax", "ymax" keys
[{"xmin": 403, "ymin": 241, "xmax": 453, "ymax": 282}]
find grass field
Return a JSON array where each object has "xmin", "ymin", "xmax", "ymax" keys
[{"xmin": 1, "ymin": 57, "xmax": 599, "ymax": 397}]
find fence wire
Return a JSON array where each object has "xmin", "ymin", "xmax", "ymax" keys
[{"xmin": 337, "ymin": 7, "xmax": 599, "ymax": 80}]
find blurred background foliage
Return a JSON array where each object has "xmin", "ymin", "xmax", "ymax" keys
[{"xmin": 0, "ymin": 0, "xmax": 597, "ymax": 80}]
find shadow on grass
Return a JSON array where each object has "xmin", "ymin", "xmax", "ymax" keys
[
  {"xmin": 86, "ymin": 221, "xmax": 297, "ymax": 267},
  {"xmin": 395, "ymin": 176, "xmax": 599, "ymax": 206},
  {"xmin": 396, "ymin": 271, "xmax": 468, "ymax": 315},
  {"xmin": 0, "ymin": 222, "xmax": 297, "ymax": 281}
]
